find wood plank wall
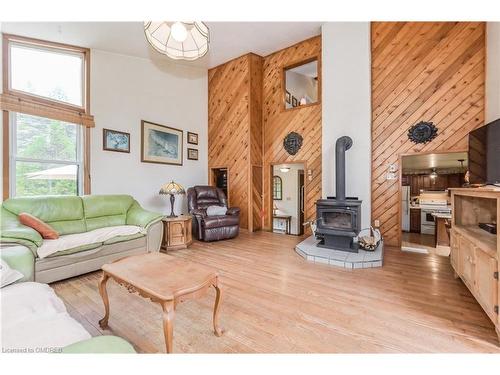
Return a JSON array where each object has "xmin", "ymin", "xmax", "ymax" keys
[
  {"xmin": 371, "ymin": 22, "xmax": 485, "ymax": 246},
  {"xmin": 262, "ymin": 36, "xmax": 322, "ymax": 231},
  {"xmin": 208, "ymin": 54, "xmax": 263, "ymax": 230}
]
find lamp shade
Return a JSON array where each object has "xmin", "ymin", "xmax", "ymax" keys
[
  {"xmin": 144, "ymin": 21, "xmax": 210, "ymax": 61},
  {"xmin": 159, "ymin": 181, "xmax": 185, "ymax": 195}
]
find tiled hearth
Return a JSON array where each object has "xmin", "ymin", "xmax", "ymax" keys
[{"xmin": 295, "ymin": 236, "xmax": 384, "ymax": 269}]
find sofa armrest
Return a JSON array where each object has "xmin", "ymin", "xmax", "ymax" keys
[
  {"xmin": 0, "ymin": 207, "xmax": 42, "ymax": 253},
  {"xmin": 146, "ymin": 221, "xmax": 163, "ymax": 253},
  {"xmin": 0, "ymin": 245, "xmax": 35, "ymax": 282},
  {"xmin": 126, "ymin": 202, "xmax": 163, "ymax": 229},
  {"xmin": 226, "ymin": 207, "xmax": 240, "ymax": 216},
  {"xmin": 61, "ymin": 336, "xmax": 136, "ymax": 353}
]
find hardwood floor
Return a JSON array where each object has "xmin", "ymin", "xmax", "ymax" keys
[{"xmin": 51, "ymin": 231, "xmax": 500, "ymax": 353}]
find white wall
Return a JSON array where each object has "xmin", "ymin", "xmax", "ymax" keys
[
  {"xmin": 321, "ymin": 22, "xmax": 372, "ymax": 229},
  {"xmin": 272, "ymin": 164, "xmax": 304, "ymax": 235},
  {"xmin": 486, "ymin": 22, "xmax": 500, "ymax": 122},
  {"xmin": 0, "ymin": 25, "xmax": 3, "ymax": 200},
  {"xmin": 90, "ymin": 50, "xmax": 208, "ymax": 214}
]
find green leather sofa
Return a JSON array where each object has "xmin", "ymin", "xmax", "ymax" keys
[
  {"xmin": 0, "ymin": 195, "xmax": 164, "ymax": 283},
  {"xmin": 1, "ymin": 244, "xmax": 136, "ymax": 353}
]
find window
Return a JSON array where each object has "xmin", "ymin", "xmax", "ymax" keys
[
  {"xmin": 10, "ymin": 42, "xmax": 84, "ymax": 108},
  {"xmin": 10, "ymin": 113, "xmax": 83, "ymax": 197},
  {"xmin": 273, "ymin": 175, "xmax": 283, "ymax": 200},
  {"xmin": 2, "ymin": 34, "xmax": 92, "ymax": 198}
]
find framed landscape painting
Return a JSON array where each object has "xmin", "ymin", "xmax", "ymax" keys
[
  {"xmin": 103, "ymin": 128, "xmax": 130, "ymax": 153},
  {"xmin": 141, "ymin": 120, "xmax": 183, "ymax": 165}
]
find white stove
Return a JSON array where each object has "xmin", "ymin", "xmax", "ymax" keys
[{"xmin": 419, "ymin": 198, "xmax": 451, "ymax": 234}]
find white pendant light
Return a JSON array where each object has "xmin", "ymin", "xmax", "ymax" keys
[
  {"xmin": 144, "ymin": 21, "xmax": 210, "ymax": 61},
  {"xmin": 280, "ymin": 167, "xmax": 291, "ymax": 173}
]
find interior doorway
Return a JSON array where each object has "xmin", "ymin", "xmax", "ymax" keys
[
  {"xmin": 271, "ymin": 163, "xmax": 305, "ymax": 235},
  {"xmin": 210, "ymin": 167, "xmax": 228, "ymax": 200},
  {"xmin": 400, "ymin": 151, "xmax": 467, "ymax": 255}
]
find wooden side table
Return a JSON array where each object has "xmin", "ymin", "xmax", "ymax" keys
[{"xmin": 161, "ymin": 215, "xmax": 193, "ymax": 252}]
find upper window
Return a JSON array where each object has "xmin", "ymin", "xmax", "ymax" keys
[
  {"xmin": 4, "ymin": 34, "xmax": 88, "ymax": 111},
  {"xmin": 10, "ymin": 43, "xmax": 84, "ymax": 107}
]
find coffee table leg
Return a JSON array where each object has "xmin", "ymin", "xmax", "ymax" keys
[
  {"xmin": 213, "ymin": 284, "xmax": 223, "ymax": 337},
  {"xmin": 161, "ymin": 301, "xmax": 175, "ymax": 353},
  {"xmin": 98, "ymin": 274, "xmax": 110, "ymax": 329}
]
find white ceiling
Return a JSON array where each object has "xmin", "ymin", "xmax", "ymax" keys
[
  {"xmin": 0, "ymin": 22, "xmax": 323, "ymax": 68},
  {"xmin": 402, "ymin": 152, "xmax": 468, "ymax": 170}
]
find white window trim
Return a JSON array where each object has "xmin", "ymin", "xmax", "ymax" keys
[{"xmin": 9, "ymin": 112, "xmax": 84, "ymax": 197}]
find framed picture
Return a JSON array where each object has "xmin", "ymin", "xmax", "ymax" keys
[
  {"xmin": 187, "ymin": 148, "xmax": 199, "ymax": 160},
  {"xmin": 103, "ymin": 128, "xmax": 130, "ymax": 153},
  {"xmin": 141, "ymin": 120, "xmax": 183, "ymax": 165},
  {"xmin": 285, "ymin": 91, "xmax": 291, "ymax": 104},
  {"xmin": 292, "ymin": 96, "xmax": 298, "ymax": 107},
  {"xmin": 187, "ymin": 131, "xmax": 199, "ymax": 145}
]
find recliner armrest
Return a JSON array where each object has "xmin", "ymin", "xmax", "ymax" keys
[
  {"xmin": 226, "ymin": 207, "xmax": 240, "ymax": 216},
  {"xmin": 191, "ymin": 208, "xmax": 207, "ymax": 218}
]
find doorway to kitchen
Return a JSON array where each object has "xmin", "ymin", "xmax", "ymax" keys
[
  {"xmin": 400, "ymin": 151, "xmax": 467, "ymax": 255},
  {"xmin": 272, "ymin": 163, "xmax": 305, "ymax": 236}
]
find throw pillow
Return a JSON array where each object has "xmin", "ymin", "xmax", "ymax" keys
[
  {"xmin": 206, "ymin": 205, "xmax": 228, "ymax": 216},
  {"xmin": 19, "ymin": 213, "xmax": 59, "ymax": 240},
  {"xmin": 1, "ymin": 259, "xmax": 24, "ymax": 288}
]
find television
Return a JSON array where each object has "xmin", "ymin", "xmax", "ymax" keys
[{"xmin": 468, "ymin": 118, "xmax": 500, "ymax": 185}]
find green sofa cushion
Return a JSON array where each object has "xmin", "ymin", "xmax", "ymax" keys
[
  {"xmin": 61, "ymin": 336, "xmax": 136, "ymax": 353},
  {"xmin": 2, "ymin": 196, "xmax": 86, "ymax": 235},
  {"xmin": 0, "ymin": 245, "xmax": 35, "ymax": 282}
]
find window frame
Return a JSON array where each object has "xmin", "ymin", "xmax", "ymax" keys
[
  {"xmin": 273, "ymin": 175, "xmax": 283, "ymax": 201},
  {"xmin": 2, "ymin": 33, "xmax": 90, "ymax": 113},
  {"xmin": 2, "ymin": 33, "xmax": 91, "ymax": 199},
  {"xmin": 9, "ymin": 112, "xmax": 84, "ymax": 197}
]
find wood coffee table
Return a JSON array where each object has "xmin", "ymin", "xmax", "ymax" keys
[{"xmin": 98, "ymin": 252, "xmax": 223, "ymax": 353}]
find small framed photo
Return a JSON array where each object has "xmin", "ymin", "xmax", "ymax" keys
[
  {"xmin": 103, "ymin": 128, "xmax": 130, "ymax": 153},
  {"xmin": 292, "ymin": 96, "xmax": 298, "ymax": 107},
  {"xmin": 187, "ymin": 148, "xmax": 199, "ymax": 160},
  {"xmin": 187, "ymin": 132, "xmax": 199, "ymax": 145},
  {"xmin": 285, "ymin": 91, "xmax": 291, "ymax": 104}
]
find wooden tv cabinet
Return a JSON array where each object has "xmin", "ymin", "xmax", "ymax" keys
[{"xmin": 450, "ymin": 188, "xmax": 499, "ymax": 343}]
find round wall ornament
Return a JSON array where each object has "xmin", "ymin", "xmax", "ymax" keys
[
  {"xmin": 283, "ymin": 132, "xmax": 303, "ymax": 155},
  {"xmin": 407, "ymin": 121, "xmax": 438, "ymax": 144}
]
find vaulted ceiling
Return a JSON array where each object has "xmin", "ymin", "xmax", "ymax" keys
[{"xmin": 1, "ymin": 22, "xmax": 323, "ymax": 68}]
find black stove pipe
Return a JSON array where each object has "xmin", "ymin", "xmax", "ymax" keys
[{"xmin": 335, "ymin": 136, "xmax": 353, "ymax": 201}]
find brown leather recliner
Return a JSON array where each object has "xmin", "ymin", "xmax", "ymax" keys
[{"xmin": 187, "ymin": 186, "xmax": 240, "ymax": 241}]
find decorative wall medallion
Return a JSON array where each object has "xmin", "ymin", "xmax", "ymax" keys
[
  {"xmin": 407, "ymin": 121, "xmax": 438, "ymax": 144},
  {"xmin": 283, "ymin": 132, "xmax": 303, "ymax": 155}
]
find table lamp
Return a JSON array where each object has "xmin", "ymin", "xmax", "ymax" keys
[{"xmin": 159, "ymin": 180, "xmax": 185, "ymax": 218}]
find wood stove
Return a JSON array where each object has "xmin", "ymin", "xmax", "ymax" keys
[{"xmin": 315, "ymin": 136, "xmax": 362, "ymax": 252}]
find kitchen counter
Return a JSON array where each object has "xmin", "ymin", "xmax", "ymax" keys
[{"xmin": 431, "ymin": 212, "xmax": 452, "ymax": 219}]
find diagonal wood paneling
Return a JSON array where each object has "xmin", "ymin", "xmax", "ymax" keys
[
  {"xmin": 209, "ymin": 55, "xmax": 251, "ymax": 229},
  {"xmin": 371, "ymin": 22, "xmax": 485, "ymax": 247},
  {"xmin": 262, "ymin": 36, "xmax": 322, "ymax": 231},
  {"xmin": 208, "ymin": 54, "xmax": 263, "ymax": 230}
]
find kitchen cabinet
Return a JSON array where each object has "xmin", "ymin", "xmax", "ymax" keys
[
  {"xmin": 403, "ymin": 173, "xmax": 464, "ymax": 195},
  {"xmin": 410, "ymin": 208, "xmax": 421, "ymax": 233}
]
